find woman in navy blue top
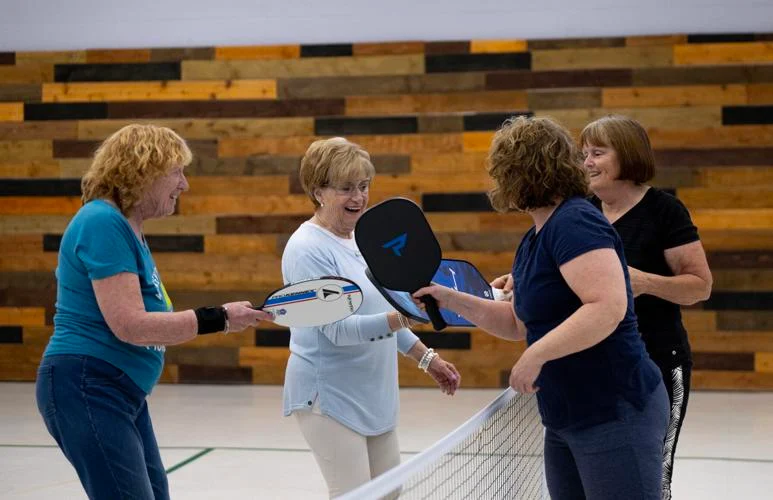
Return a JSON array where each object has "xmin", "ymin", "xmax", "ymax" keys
[{"xmin": 415, "ymin": 116, "xmax": 669, "ymax": 499}]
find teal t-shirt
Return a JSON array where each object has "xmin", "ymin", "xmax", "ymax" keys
[{"xmin": 44, "ymin": 199, "xmax": 172, "ymax": 394}]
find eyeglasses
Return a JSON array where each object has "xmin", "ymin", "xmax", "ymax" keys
[{"xmin": 326, "ymin": 180, "xmax": 371, "ymax": 196}]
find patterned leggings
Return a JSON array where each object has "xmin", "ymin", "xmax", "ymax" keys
[{"xmin": 660, "ymin": 363, "xmax": 692, "ymax": 500}]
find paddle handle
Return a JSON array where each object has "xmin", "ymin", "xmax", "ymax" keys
[{"xmin": 420, "ymin": 295, "xmax": 447, "ymax": 331}]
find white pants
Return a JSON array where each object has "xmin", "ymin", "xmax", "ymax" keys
[{"xmin": 295, "ymin": 409, "xmax": 401, "ymax": 499}]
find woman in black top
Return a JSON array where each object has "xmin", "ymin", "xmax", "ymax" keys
[{"xmin": 580, "ymin": 115, "xmax": 713, "ymax": 499}]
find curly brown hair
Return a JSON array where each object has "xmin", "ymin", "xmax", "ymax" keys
[
  {"xmin": 299, "ymin": 137, "xmax": 375, "ymax": 208},
  {"xmin": 487, "ymin": 116, "xmax": 588, "ymax": 212},
  {"xmin": 81, "ymin": 124, "xmax": 192, "ymax": 215},
  {"xmin": 580, "ymin": 115, "xmax": 655, "ymax": 184}
]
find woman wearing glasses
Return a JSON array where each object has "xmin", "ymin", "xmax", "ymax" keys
[{"xmin": 281, "ymin": 137, "xmax": 462, "ymax": 498}]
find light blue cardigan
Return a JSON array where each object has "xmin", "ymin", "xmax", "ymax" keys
[{"xmin": 281, "ymin": 221, "xmax": 420, "ymax": 435}]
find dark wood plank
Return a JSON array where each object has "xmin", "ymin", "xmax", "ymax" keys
[
  {"xmin": 44, "ymin": 234, "xmax": 204, "ymax": 253},
  {"xmin": 166, "ymin": 346, "xmax": 239, "ymax": 366},
  {"xmin": 300, "ymin": 44, "xmax": 353, "ymax": 58},
  {"xmin": 633, "ymin": 65, "xmax": 773, "ymax": 85},
  {"xmin": 0, "ymin": 271, "xmax": 56, "ymax": 289},
  {"xmin": 0, "ymin": 53, "xmax": 15, "ymax": 65},
  {"xmin": 527, "ymin": 37, "xmax": 626, "ymax": 50},
  {"xmin": 704, "ymin": 292, "xmax": 773, "ymax": 310},
  {"xmin": 24, "ymin": 103, "xmax": 108, "ymax": 121},
  {"xmin": 463, "ymin": 112, "xmax": 531, "ymax": 131},
  {"xmin": 54, "ymin": 63, "xmax": 181, "ymax": 82},
  {"xmin": 107, "ymin": 99, "xmax": 345, "ymax": 119},
  {"xmin": 423, "ymin": 193, "xmax": 493, "ymax": 212},
  {"xmin": 315, "ymin": 117, "xmax": 418, "ymax": 136},
  {"xmin": 0, "ymin": 179, "xmax": 81, "ymax": 196},
  {"xmin": 717, "ymin": 311, "xmax": 773, "ymax": 331},
  {"xmin": 486, "ymin": 68, "xmax": 632, "ymax": 90},
  {"xmin": 216, "ymin": 215, "xmax": 307, "ymax": 234},
  {"xmin": 436, "ymin": 232, "xmax": 523, "ymax": 252},
  {"xmin": 692, "ymin": 352, "xmax": 754, "ymax": 371},
  {"xmin": 687, "ymin": 34, "xmax": 756, "ymax": 44},
  {"xmin": 52, "ymin": 140, "xmax": 99, "ymax": 159},
  {"xmin": 177, "ymin": 364, "xmax": 252, "ymax": 384},
  {"xmin": 708, "ymin": 251, "xmax": 773, "ymax": 268},
  {"xmin": 0, "ymin": 326, "xmax": 23, "ymax": 343},
  {"xmin": 279, "ymin": 73, "xmax": 486, "ymax": 99},
  {"xmin": 723, "ymin": 105, "xmax": 773, "ymax": 125},
  {"xmin": 0, "ymin": 84, "xmax": 41, "ymax": 103},
  {"xmin": 255, "ymin": 329, "xmax": 291, "ymax": 347},
  {"xmin": 425, "ymin": 42, "xmax": 470, "ymax": 55},
  {"xmin": 426, "ymin": 53, "xmax": 531, "ymax": 73},
  {"xmin": 416, "ymin": 331, "xmax": 471, "ymax": 350}
]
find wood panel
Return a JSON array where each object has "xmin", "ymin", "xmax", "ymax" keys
[
  {"xmin": 601, "ymin": 84, "xmax": 747, "ymax": 108},
  {"xmin": 0, "ymin": 103, "xmax": 23, "ymax": 122},
  {"xmin": 674, "ymin": 42, "xmax": 773, "ymax": 65},
  {"xmin": 1, "ymin": 34, "xmax": 772, "ymax": 390},
  {"xmin": 42, "ymin": 80, "xmax": 277, "ymax": 103}
]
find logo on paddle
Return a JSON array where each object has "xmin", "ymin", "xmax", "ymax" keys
[
  {"xmin": 382, "ymin": 233, "xmax": 407, "ymax": 256},
  {"xmin": 317, "ymin": 284, "xmax": 343, "ymax": 302}
]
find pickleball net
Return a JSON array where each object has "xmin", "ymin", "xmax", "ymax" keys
[{"xmin": 338, "ymin": 388, "xmax": 548, "ymax": 500}]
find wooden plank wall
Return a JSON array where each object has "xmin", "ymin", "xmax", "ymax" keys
[{"xmin": 1, "ymin": 34, "xmax": 772, "ymax": 390}]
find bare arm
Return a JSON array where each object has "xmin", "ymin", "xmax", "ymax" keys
[
  {"xmin": 628, "ymin": 240, "xmax": 713, "ymax": 305},
  {"xmin": 92, "ymin": 272, "xmax": 271, "ymax": 346},
  {"xmin": 413, "ymin": 286, "xmax": 525, "ymax": 341},
  {"xmin": 509, "ymin": 248, "xmax": 628, "ymax": 393}
]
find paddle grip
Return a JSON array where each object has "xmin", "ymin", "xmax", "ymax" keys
[{"xmin": 420, "ymin": 295, "xmax": 447, "ymax": 331}]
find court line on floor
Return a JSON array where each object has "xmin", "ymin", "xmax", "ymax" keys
[{"xmin": 166, "ymin": 448, "xmax": 214, "ymax": 474}]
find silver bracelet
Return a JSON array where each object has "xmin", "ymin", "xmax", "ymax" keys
[
  {"xmin": 418, "ymin": 348, "xmax": 435, "ymax": 372},
  {"xmin": 398, "ymin": 314, "xmax": 409, "ymax": 330},
  {"xmin": 223, "ymin": 305, "xmax": 230, "ymax": 335}
]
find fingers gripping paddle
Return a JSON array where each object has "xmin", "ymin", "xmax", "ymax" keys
[
  {"xmin": 355, "ymin": 198, "xmax": 447, "ymax": 330},
  {"xmin": 258, "ymin": 277, "xmax": 363, "ymax": 328}
]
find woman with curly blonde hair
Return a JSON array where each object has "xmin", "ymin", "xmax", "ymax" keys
[
  {"xmin": 36, "ymin": 124, "xmax": 272, "ymax": 499},
  {"xmin": 415, "ymin": 116, "xmax": 668, "ymax": 499}
]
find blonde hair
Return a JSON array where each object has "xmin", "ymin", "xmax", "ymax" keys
[
  {"xmin": 299, "ymin": 137, "xmax": 375, "ymax": 208},
  {"xmin": 487, "ymin": 116, "xmax": 588, "ymax": 212},
  {"xmin": 580, "ymin": 115, "xmax": 655, "ymax": 184},
  {"xmin": 81, "ymin": 124, "xmax": 192, "ymax": 215}
]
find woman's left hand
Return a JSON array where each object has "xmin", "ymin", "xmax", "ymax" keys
[
  {"xmin": 427, "ymin": 356, "xmax": 461, "ymax": 396},
  {"xmin": 508, "ymin": 347, "xmax": 544, "ymax": 394}
]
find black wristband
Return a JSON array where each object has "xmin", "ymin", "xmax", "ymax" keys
[{"xmin": 194, "ymin": 306, "xmax": 226, "ymax": 335}]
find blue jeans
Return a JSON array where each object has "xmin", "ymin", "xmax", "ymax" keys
[
  {"xmin": 544, "ymin": 381, "xmax": 669, "ymax": 500},
  {"xmin": 36, "ymin": 354, "xmax": 169, "ymax": 500}
]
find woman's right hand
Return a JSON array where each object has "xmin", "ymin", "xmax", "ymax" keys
[
  {"xmin": 412, "ymin": 284, "xmax": 460, "ymax": 310},
  {"xmin": 490, "ymin": 273, "xmax": 514, "ymax": 301},
  {"xmin": 222, "ymin": 301, "xmax": 274, "ymax": 333}
]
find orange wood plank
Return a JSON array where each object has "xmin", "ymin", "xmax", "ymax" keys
[
  {"xmin": 462, "ymin": 131, "xmax": 495, "ymax": 152},
  {"xmin": 0, "ymin": 235, "xmax": 42, "ymax": 255},
  {"xmin": 0, "ymin": 254, "xmax": 58, "ymax": 272},
  {"xmin": 42, "ymin": 80, "xmax": 277, "ymax": 102},
  {"xmin": 748, "ymin": 84, "xmax": 773, "ymax": 105},
  {"xmin": 215, "ymin": 45, "xmax": 301, "ymax": 60},
  {"xmin": 692, "ymin": 209, "xmax": 773, "ymax": 230},
  {"xmin": 411, "ymin": 152, "xmax": 488, "ymax": 175},
  {"xmin": 204, "ymin": 235, "xmax": 279, "ymax": 255},
  {"xmin": 678, "ymin": 187, "xmax": 773, "ymax": 209},
  {"xmin": 700, "ymin": 166, "xmax": 773, "ymax": 187},
  {"xmin": 0, "ymin": 64, "xmax": 53, "ymax": 84},
  {"xmin": 0, "ymin": 196, "xmax": 82, "ymax": 215},
  {"xmin": 0, "ymin": 307, "xmax": 46, "ymax": 326},
  {"xmin": 0, "ymin": 103, "xmax": 23, "ymax": 122},
  {"xmin": 0, "ymin": 215, "xmax": 72, "ymax": 234},
  {"xmin": 755, "ymin": 352, "xmax": 773, "ymax": 373},
  {"xmin": 602, "ymin": 84, "xmax": 747, "ymax": 108},
  {"xmin": 692, "ymin": 370, "xmax": 773, "ymax": 390},
  {"xmin": 700, "ymin": 229, "xmax": 773, "ymax": 251},
  {"xmin": 675, "ymin": 42, "xmax": 773, "ymax": 65},
  {"xmin": 470, "ymin": 40, "xmax": 528, "ymax": 53},
  {"xmin": 186, "ymin": 176, "xmax": 289, "ymax": 196},
  {"xmin": 177, "ymin": 195, "xmax": 312, "ymax": 215},
  {"xmin": 532, "ymin": 46, "xmax": 672, "ymax": 70}
]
